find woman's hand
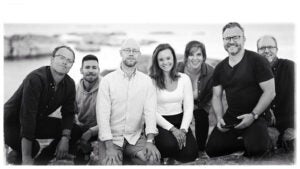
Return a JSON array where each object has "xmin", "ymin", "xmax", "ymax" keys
[{"xmin": 170, "ymin": 126, "xmax": 186, "ymax": 150}]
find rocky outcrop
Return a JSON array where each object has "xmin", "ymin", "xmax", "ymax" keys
[{"xmin": 4, "ymin": 34, "xmax": 62, "ymax": 59}]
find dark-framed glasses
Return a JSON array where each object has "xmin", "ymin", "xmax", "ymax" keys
[
  {"xmin": 258, "ymin": 46, "xmax": 277, "ymax": 51},
  {"xmin": 223, "ymin": 35, "xmax": 242, "ymax": 42},
  {"xmin": 122, "ymin": 48, "xmax": 140, "ymax": 55}
]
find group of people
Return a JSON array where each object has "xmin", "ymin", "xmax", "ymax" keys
[{"xmin": 4, "ymin": 22, "xmax": 295, "ymax": 165}]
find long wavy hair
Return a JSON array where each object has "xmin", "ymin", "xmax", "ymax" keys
[{"xmin": 149, "ymin": 43, "xmax": 179, "ymax": 90}]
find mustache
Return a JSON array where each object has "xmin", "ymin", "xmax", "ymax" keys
[
  {"xmin": 85, "ymin": 73, "xmax": 97, "ymax": 76},
  {"xmin": 226, "ymin": 43, "xmax": 239, "ymax": 48}
]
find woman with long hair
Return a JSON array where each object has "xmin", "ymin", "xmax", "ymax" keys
[{"xmin": 149, "ymin": 44, "xmax": 198, "ymax": 163}]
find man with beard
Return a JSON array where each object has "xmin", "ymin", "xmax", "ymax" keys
[
  {"xmin": 205, "ymin": 22, "xmax": 276, "ymax": 158},
  {"xmin": 74, "ymin": 54, "xmax": 101, "ymax": 164},
  {"xmin": 96, "ymin": 38, "xmax": 161, "ymax": 165},
  {"xmin": 257, "ymin": 35, "xmax": 295, "ymax": 151},
  {"xmin": 4, "ymin": 46, "xmax": 82, "ymax": 165}
]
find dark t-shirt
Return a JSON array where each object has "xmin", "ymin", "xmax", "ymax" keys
[{"xmin": 212, "ymin": 50, "xmax": 273, "ymax": 116}]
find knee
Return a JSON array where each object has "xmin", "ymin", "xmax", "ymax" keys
[
  {"xmin": 156, "ymin": 140, "xmax": 178, "ymax": 152},
  {"xmin": 245, "ymin": 142, "xmax": 270, "ymax": 157},
  {"xmin": 205, "ymin": 137, "xmax": 221, "ymax": 157},
  {"xmin": 178, "ymin": 149, "xmax": 198, "ymax": 162}
]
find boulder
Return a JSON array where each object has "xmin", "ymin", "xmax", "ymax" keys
[{"xmin": 4, "ymin": 34, "xmax": 62, "ymax": 59}]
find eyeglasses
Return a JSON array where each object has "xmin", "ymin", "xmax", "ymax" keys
[
  {"xmin": 122, "ymin": 48, "xmax": 140, "ymax": 55},
  {"xmin": 223, "ymin": 35, "xmax": 242, "ymax": 42},
  {"xmin": 258, "ymin": 46, "xmax": 277, "ymax": 51},
  {"xmin": 55, "ymin": 55, "xmax": 74, "ymax": 64}
]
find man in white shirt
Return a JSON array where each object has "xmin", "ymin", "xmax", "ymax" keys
[{"xmin": 96, "ymin": 38, "xmax": 161, "ymax": 165}]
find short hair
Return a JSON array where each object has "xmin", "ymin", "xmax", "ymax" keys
[
  {"xmin": 149, "ymin": 43, "xmax": 179, "ymax": 90},
  {"xmin": 184, "ymin": 40, "xmax": 207, "ymax": 64},
  {"xmin": 52, "ymin": 45, "xmax": 75, "ymax": 60},
  {"xmin": 222, "ymin": 22, "xmax": 245, "ymax": 35},
  {"xmin": 81, "ymin": 54, "xmax": 99, "ymax": 67},
  {"xmin": 256, "ymin": 36, "xmax": 278, "ymax": 49}
]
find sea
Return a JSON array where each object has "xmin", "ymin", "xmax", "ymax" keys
[{"xmin": 4, "ymin": 23, "xmax": 294, "ymax": 101}]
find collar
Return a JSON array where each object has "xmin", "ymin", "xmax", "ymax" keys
[
  {"xmin": 47, "ymin": 66, "xmax": 65, "ymax": 87},
  {"xmin": 270, "ymin": 57, "xmax": 279, "ymax": 68},
  {"xmin": 118, "ymin": 64, "xmax": 137, "ymax": 79}
]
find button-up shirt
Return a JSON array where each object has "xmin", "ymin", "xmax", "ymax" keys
[
  {"xmin": 96, "ymin": 68, "xmax": 157, "ymax": 147},
  {"xmin": 4, "ymin": 66, "xmax": 76, "ymax": 141}
]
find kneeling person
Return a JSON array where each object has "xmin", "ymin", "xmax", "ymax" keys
[
  {"xmin": 75, "ymin": 54, "xmax": 101, "ymax": 164},
  {"xmin": 96, "ymin": 38, "xmax": 161, "ymax": 165}
]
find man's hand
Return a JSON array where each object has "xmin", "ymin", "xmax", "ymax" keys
[
  {"xmin": 22, "ymin": 156, "xmax": 34, "ymax": 165},
  {"xmin": 170, "ymin": 126, "xmax": 186, "ymax": 150},
  {"xmin": 235, "ymin": 114, "xmax": 255, "ymax": 129},
  {"xmin": 269, "ymin": 109, "xmax": 276, "ymax": 126},
  {"xmin": 216, "ymin": 118, "xmax": 229, "ymax": 132},
  {"xmin": 55, "ymin": 136, "xmax": 69, "ymax": 159},
  {"xmin": 143, "ymin": 142, "xmax": 161, "ymax": 162},
  {"xmin": 103, "ymin": 141, "xmax": 122, "ymax": 165},
  {"xmin": 81, "ymin": 129, "xmax": 92, "ymax": 143}
]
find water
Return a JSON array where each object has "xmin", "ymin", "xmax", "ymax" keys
[{"xmin": 4, "ymin": 24, "xmax": 294, "ymax": 102}]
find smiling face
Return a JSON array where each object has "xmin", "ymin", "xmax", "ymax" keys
[
  {"xmin": 51, "ymin": 47, "xmax": 75, "ymax": 75},
  {"xmin": 223, "ymin": 26, "xmax": 245, "ymax": 56},
  {"xmin": 81, "ymin": 60, "xmax": 99, "ymax": 83},
  {"xmin": 257, "ymin": 36, "xmax": 278, "ymax": 63},
  {"xmin": 157, "ymin": 49, "xmax": 174, "ymax": 73},
  {"xmin": 187, "ymin": 47, "xmax": 203, "ymax": 69}
]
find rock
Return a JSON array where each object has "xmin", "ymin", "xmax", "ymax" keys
[
  {"xmin": 4, "ymin": 34, "xmax": 62, "ymax": 59},
  {"xmin": 75, "ymin": 42, "xmax": 101, "ymax": 52}
]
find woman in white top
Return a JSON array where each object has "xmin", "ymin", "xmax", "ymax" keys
[{"xmin": 149, "ymin": 44, "xmax": 198, "ymax": 163}]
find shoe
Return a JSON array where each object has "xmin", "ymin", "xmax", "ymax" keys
[
  {"xmin": 6, "ymin": 150, "xmax": 22, "ymax": 165},
  {"xmin": 198, "ymin": 151, "xmax": 209, "ymax": 159}
]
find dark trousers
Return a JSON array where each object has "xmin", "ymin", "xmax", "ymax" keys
[
  {"xmin": 205, "ymin": 114, "xmax": 271, "ymax": 158},
  {"xmin": 74, "ymin": 125, "xmax": 98, "ymax": 164},
  {"xmin": 193, "ymin": 108, "xmax": 209, "ymax": 151},
  {"xmin": 155, "ymin": 113, "xmax": 198, "ymax": 163},
  {"xmin": 4, "ymin": 117, "xmax": 82, "ymax": 165}
]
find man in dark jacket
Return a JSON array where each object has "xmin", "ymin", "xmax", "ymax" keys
[
  {"xmin": 257, "ymin": 35, "xmax": 295, "ymax": 151},
  {"xmin": 4, "ymin": 46, "xmax": 81, "ymax": 165}
]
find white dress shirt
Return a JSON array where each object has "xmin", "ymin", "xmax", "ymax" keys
[
  {"xmin": 96, "ymin": 68, "xmax": 158, "ymax": 147},
  {"xmin": 156, "ymin": 73, "xmax": 194, "ymax": 131}
]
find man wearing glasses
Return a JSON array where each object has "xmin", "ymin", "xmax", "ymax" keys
[
  {"xmin": 206, "ymin": 22, "xmax": 276, "ymax": 158},
  {"xmin": 4, "ymin": 46, "xmax": 82, "ymax": 165},
  {"xmin": 257, "ymin": 35, "xmax": 295, "ymax": 152},
  {"xmin": 96, "ymin": 38, "xmax": 160, "ymax": 165}
]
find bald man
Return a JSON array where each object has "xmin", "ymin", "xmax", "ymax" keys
[
  {"xmin": 257, "ymin": 36, "xmax": 295, "ymax": 151},
  {"xmin": 96, "ymin": 39, "xmax": 161, "ymax": 165}
]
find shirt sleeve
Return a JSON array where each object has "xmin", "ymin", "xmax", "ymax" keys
[
  {"xmin": 97, "ymin": 77, "xmax": 113, "ymax": 141},
  {"xmin": 254, "ymin": 56, "xmax": 274, "ymax": 83},
  {"xmin": 61, "ymin": 79, "xmax": 76, "ymax": 130},
  {"xmin": 156, "ymin": 112, "xmax": 174, "ymax": 130},
  {"xmin": 180, "ymin": 74, "xmax": 194, "ymax": 130},
  {"xmin": 212, "ymin": 63, "xmax": 221, "ymax": 86},
  {"xmin": 19, "ymin": 75, "xmax": 42, "ymax": 141},
  {"xmin": 143, "ymin": 79, "xmax": 158, "ymax": 135}
]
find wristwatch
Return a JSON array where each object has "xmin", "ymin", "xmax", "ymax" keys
[
  {"xmin": 251, "ymin": 112, "xmax": 259, "ymax": 120},
  {"xmin": 146, "ymin": 139, "xmax": 155, "ymax": 144}
]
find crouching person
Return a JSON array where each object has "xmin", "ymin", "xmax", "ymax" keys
[
  {"xmin": 96, "ymin": 39, "xmax": 161, "ymax": 165},
  {"xmin": 4, "ymin": 46, "xmax": 82, "ymax": 165},
  {"xmin": 74, "ymin": 54, "xmax": 101, "ymax": 164}
]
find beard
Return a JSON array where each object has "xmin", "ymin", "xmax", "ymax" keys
[
  {"xmin": 225, "ymin": 43, "xmax": 242, "ymax": 56},
  {"xmin": 123, "ymin": 59, "xmax": 137, "ymax": 67},
  {"xmin": 83, "ymin": 74, "xmax": 98, "ymax": 83}
]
